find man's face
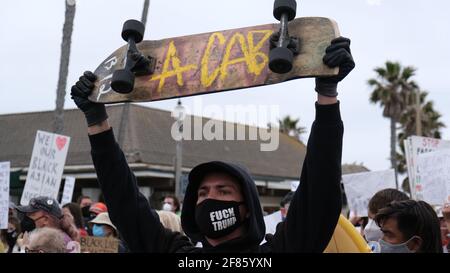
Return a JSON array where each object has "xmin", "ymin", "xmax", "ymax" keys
[
  {"xmin": 80, "ymin": 198, "xmax": 92, "ymax": 208},
  {"xmin": 197, "ymin": 173, "xmax": 248, "ymax": 219},
  {"xmin": 27, "ymin": 211, "xmax": 50, "ymax": 229},
  {"xmin": 195, "ymin": 173, "xmax": 249, "ymax": 244},
  {"xmin": 380, "ymin": 218, "xmax": 406, "ymax": 244},
  {"xmin": 380, "ymin": 217, "xmax": 421, "ymax": 252},
  {"xmin": 197, "ymin": 173, "xmax": 244, "ymax": 204}
]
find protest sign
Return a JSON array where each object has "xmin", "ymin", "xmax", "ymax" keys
[
  {"xmin": 21, "ymin": 131, "xmax": 70, "ymax": 206},
  {"xmin": 342, "ymin": 169, "xmax": 397, "ymax": 217},
  {"xmin": 61, "ymin": 176, "xmax": 76, "ymax": 206},
  {"xmin": 416, "ymin": 149, "xmax": 450, "ymax": 205},
  {"xmin": 405, "ymin": 136, "xmax": 450, "ymax": 199},
  {"xmin": 0, "ymin": 162, "xmax": 10, "ymax": 229},
  {"xmin": 80, "ymin": 236, "xmax": 119, "ymax": 253}
]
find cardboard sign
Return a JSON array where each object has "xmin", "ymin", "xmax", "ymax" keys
[
  {"xmin": 405, "ymin": 136, "xmax": 450, "ymax": 199},
  {"xmin": 61, "ymin": 176, "xmax": 76, "ymax": 206},
  {"xmin": 342, "ymin": 169, "xmax": 397, "ymax": 217},
  {"xmin": 80, "ymin": 236, "xmax": 119, "ymax": 253},
  {"xmin": 21, "ymin": 131, "xmax": 71, "ymax": 206},
  {"xmin": 416, "ymin": 149, "xmax": 450, "ymax": 205},
  {"xmin": 0, "ymin": 162, "xmax": 10, "ymax": 229}
]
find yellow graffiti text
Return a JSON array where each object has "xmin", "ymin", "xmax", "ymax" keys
[
  {"xmin": 150, "ymin": 41, "xmax": 197, "ymax": 93},
  {"xmin": 201, "ymin": 30, "xmax": 273, "ymax": 87}
]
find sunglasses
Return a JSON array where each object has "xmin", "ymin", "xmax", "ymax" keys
[{"xmin": 30, "ymin": 215, "xmax": 47, "ymax": 224}]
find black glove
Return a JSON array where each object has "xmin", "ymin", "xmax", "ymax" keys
[
  {"xmin": 70, "ymin": 71, "xmax": 108, "ymax": 126},
  {"xmin": 315, "ymin": 37, "xmax": 355, "ymax": 97}
]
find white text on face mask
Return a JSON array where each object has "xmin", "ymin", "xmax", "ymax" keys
[{"xmin": 210, "ymin": 208, "xmax": 237, "ymax": 231}]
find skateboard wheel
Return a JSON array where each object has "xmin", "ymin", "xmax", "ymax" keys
[
  {"xmin": 111, "ymin": 69, "xmax": 135, "ymax": 93},
  {"xmin": 269, "ymin": 47, "xmax": 293, "ymax": 74},
  {"xmin": 273, "ymin": 0, "xmax": 297, "ymax": 21},
  {"xmin": 121, "ymin": 19, "xmax": 145, "ymax": 43}
]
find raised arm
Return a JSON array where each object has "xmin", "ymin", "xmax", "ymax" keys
[
  {"xmin": 269, "ymin": 37, "xmax": 354, "ymax": 252},
  {"xmin": 70, "ymin": 72, "xmax": 189, "ymax": 252}
]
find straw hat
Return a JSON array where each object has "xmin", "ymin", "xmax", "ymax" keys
[{"xmin": 89, "ymin": 212, "xmax": 117, "ymax": 231}]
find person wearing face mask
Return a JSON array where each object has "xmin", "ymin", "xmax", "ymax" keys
[
  {"xmin": 77, "ymin": 195, "xmax": 93, "ymax": 233},
  {"xmin": 0, "ymin": 216, "xmax": 21, "ymax": 253},
  {"xmin": 162, "ymin": 195, "xmax": 181, "ymax": 216},
  {"xmin": 15, "ymin": 196, "xmax": 80, "ymax": 249},
  {"xmin": 89, "ymin": 212, "xmax": 128, "ymax": 253},
  {"xmin": 363, "ymin": 188, "xmax": 409, "ymax": 247},
  {"xmin": 70, "ymin": 36, "xmax": 354, "ymax": 252},
  {"xmin": 371, "ymin": 200, "xmax": 442, "ymax": 253}
]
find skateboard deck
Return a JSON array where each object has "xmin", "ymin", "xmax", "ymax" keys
[{"xmin": 89, "ymin": 17, "xmax": 340, "ymax": 104}]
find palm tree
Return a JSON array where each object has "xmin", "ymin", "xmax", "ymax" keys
[
  {"xmin": 368, "ymin": 61, "xmax": 417, "ymax": 187},
  {"xmin": 397, "ymin": 90, "xmax": 445, "ymax": 192},
  {"xmin": 399, "ymin": 91, "xmax": 445, "ymax": 140},
  {"xmin": 278, "ymin": 116, "xmax": 307, "ymax": 141},
  {"xmin": 54, "ymin": 0, "xmax": 76, "ymax": 134}
]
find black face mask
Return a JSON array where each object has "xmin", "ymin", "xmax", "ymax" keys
[
  {"xmin": 81, "ymin": 206, "xmax": 91, "ymax": 218},
  {"xmin": 20, "ymin": 216, "xmax": 36, "ymax": 233},
  {"xmin": 195, "ymin": 199, "xmax": 245, "ymax": 239}
]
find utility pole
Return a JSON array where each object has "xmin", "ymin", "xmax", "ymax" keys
[
  {"xmin": 118, "ymin": 0, "xmax": 151, "ymax": 146},
  {"xmin": 415, "ymin": 88, "xmax": 422, "ymax": 136},
  {"xmin": 141, "ymin": 0, "xmax": 150, "ymax": 26},
  {"xmin": 174, "ymin": 100, "xmax": 185, "ymax": 199}
]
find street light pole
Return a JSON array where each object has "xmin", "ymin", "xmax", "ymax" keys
[
  {"xmin": 415, "ymin": 88, "xmax": 422, "ymax": 136},
  {"xmin": 174, "ymin": 100, "xmax": 185, "ymax": 199}
]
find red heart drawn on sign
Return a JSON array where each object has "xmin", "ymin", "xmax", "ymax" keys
[{"xmin": 56, "ymin": 136, "xmax": 67, "ymax": 151}]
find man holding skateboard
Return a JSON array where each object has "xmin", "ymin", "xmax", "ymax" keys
[{"xmin": 71, "ymin": 36, "xmax": 354, "ymax": 252}]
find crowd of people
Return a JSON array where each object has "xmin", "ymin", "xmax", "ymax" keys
[
  {"xmin": 1, "ymin": 35, "xmax": 449, "ymax": 254},
  {"xmin": 349, "ymin": 189, "xmax": 450, "ymax": 253},
  {"xmin": 2, "ymin": 187, "xmax": 448, "ymax": 253},
  {"xmin": 0, "ymin": 194, "xmax": 183, "ymax": 253}
]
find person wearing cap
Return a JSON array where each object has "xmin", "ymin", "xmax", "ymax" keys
[
  {"xmin": 15, "ymin": 196, "xmax": 80, "ymax": 247},
  {"xmin": 89, "ymin": 212, "xmax": 128, "ymax": 253},
  {"xmin": 71, "ymin": 36, "xmax": 354, "ymax": 252},
  {"xmin": 89, "ymin": 202, "xmax": 108, "ymax": 219}
]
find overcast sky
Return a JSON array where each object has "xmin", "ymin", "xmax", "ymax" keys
[{"xmin": 1, "ymin": 0, "xmax": 449, "ymax": 172}]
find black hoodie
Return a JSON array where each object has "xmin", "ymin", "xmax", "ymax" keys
[
  {"xmin": 181, "ymin": 161, "xmax": 266, "ymax": 252},
  {"xmin": 89, "ymin": 102, "xmax": 343, "ymax": 253}
]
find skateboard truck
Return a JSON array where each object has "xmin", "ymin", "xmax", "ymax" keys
[
  {"xmin": 269, "ymin": 0, "xmax": 299, "ymax": 74},
  {"xmin": 111, "ymin": 20, "xmax": 156, "ymax": 94}
]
